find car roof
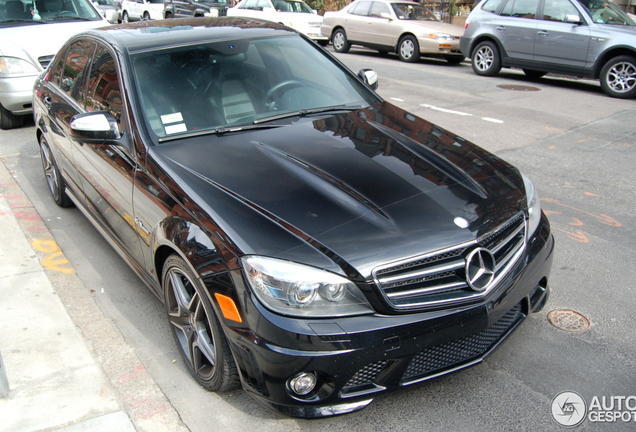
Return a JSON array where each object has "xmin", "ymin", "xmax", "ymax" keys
[{"xmin": 78, "ymin": 17, "xmax": 296, "ymax": 53}]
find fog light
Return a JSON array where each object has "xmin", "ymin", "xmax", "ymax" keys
[{"xmin": 289, "ymin": 372, "xmax": 317, "ymax": 395}]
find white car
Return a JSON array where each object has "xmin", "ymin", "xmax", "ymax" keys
[
  {"xmin": 227, "ymin": 0, "xmax": 328, "ymax": 45},
  {"xmin": 0, "ymin": 0, "xmax": 109, "ymax": 129},
  {"xmin": 120, "ymin": 0, "xmax": 163, "ymax": 22}
]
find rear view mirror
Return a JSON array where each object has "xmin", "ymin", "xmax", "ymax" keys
[
  {"xmin": 565, "ymin": 14, "xmax": 582, "ymax": 24},
  {"xmin": 70, "ymin": 111, "xmax": 125, "ymax": 145},
  {"xmin": 358, "ymin": 68, "xmax": 378, "ymax": 91}
]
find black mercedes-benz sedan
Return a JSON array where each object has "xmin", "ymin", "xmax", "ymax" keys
[{"xmin": 33, "ymin": 17, "xmax": 554, "ymax": 418}]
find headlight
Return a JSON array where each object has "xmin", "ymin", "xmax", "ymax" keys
[
  {"xmin": 242, "ymin": 256, "xmax": 373, "ymax": 317},
  {"xmin": 0, "ymin": 57, "xmax": 40, "ymax": 77},
  {"xmin": 428, "ymin": 32, "xmax": 454, "ymax": 40},
  {"xmin": 204, "ymin": 9, "xmax": 219, "ymax": 17},
  {"xmin": 522, "ymin": 173, "xmax": 542, "ymax": 237}
]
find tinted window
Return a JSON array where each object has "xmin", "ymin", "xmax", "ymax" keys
[
  {"xmin": 60, "ymin": 40, "xmax": 96, "ymax": 103},
  {"xmin": 86, "ymin": 45, "xmax": 123, "ymax": 122},
  {"xmin": 349, "ymin": 1, "xmax": 371, "ymax": 16},
  {"xmin": 500, "ymin": 0, "xmax": 538, "ymax": 18}
]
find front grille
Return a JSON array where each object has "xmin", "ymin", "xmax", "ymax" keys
[
  {"xmin": 342, "ymin": 360, "xmax": 388, "ymax": 389},
  {"xmin": 402, "ymin": 303, "xmax": 523, "ymax": 382},
  {"xmin": 38, "ymin": 55, "xmax": 55, "ymax": 69},
  {"xmin": 373, "ymin": 213, "xmax": 526, "ymax": 310}
]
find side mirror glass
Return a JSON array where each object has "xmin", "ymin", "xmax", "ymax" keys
[
  {"xmin": 358, "ymin": 68, "xmax": 378, "ymax": 91},
  {"xmin": 380, "ymin": 12, "xmax": 392, "ymax": 19},
  {"xmin": 565, "ymin": 14, "xmax": 582, "ymax": 24}
]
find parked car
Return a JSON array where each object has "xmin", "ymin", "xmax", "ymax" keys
[
  {"xmin": 93, "ymin": 0, "xmax": 120, "ymax": 22},
  {"xmin": 321, "ymin": 0, "xmax": 465, "ymax": 63},
  {"xmin": 120, "ymin": 0, "xmax": 163, "ymax": 22},
  {"xmin": 163, "ymin": 0, "xmax": 229, "ymax": 18},
  {"xmin": 33, "ymin": 16, "xmax": 553, "ymax": 418},
  {"xmin": 0, "ymin": 0, "xmax": 108, "ymax": 129},
  {"xmin": 227, "ymin": 0, "xmax": 328, "ymax": 44},
  {"xmin": 460, "ymin": 0, "xmax": 636, "ymax": 98}
]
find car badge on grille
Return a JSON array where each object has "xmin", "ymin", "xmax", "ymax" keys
[
  {"xmin": 465, "ymin": 247, "xmax": 495, "ymax": 291},
  {"xmin": 454, "ymin": 217, "xmax": 469, "ymax": 228}
]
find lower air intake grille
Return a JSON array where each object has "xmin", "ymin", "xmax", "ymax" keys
[
  {"xmin": 342, "ymin": 360, "xmax": 388, "ymax": 389},
  {"xmin": 402, "ymin": 303, "xmax": 523, "ymax": 381}
]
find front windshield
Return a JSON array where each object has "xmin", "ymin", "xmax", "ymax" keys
[
  {"xmin": 1, "ymin": 0, "xmax": 102, "ymax": 23},
  {"xmin": 578, "ymin": 0, "xmax": 636, "ymax": 25},
  {"xmin": 272, "ymin": 0, "xmax": 312, "ymax": 13},
  {"xmin": 132, "ymin": 35, "xmax": 379, "ymax": 142},
  {"xmin": 391, "ymin": 3, "xmax": 439, "ymax": 21},
  {"xmin": 93, "ymin": 0, "xmax": 116, "ymax": 5}
]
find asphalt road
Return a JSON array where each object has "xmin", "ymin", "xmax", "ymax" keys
[{"xmin": 1, "ymin": 47, "xmax": 635, "ymax": 431}]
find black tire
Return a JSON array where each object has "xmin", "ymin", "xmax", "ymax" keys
[
  {"xmin": 163, "ymin": 254, "xmax": 239, "ymax": 392},
  {"xmin": 471, "ymin": 41, "xmax": 501, "ymax": 76},
  {"xmin": 122, "ymin": 11, "xmax": 129, "ymax": 23},
  {"xmin": 142, "ymin": 12, "xmax": 150, "ymax": 20},
  {"xmin": 600, "ymin": 55, "xmax": 636, "ymax": 99},
  {"xmin": 332, "ymin": 28, "xmax": 350, "ymax": 53},
  {"xmin": 446, "ymin": 56, "xmax": 465, "ymax": 65},
  {"xmin": 0, "ymin": 104, "xmax": 25, "ymax": 130},
  {"xmin": 523, "ymin": 69, "xmax": 547, "ymax": 78},
  {"xmin": 39, "ymin": 134, "xmax": 73, "ymax": 207},
  {"xmin": 317, "ymin": 39, "xmax": 329, "ymax": 47},
  {"xmin": 398, "ymin": 35, "xmax": 420, "ymax": 63},
  {"xmin": 165, "ymin": 11, "xmax": 173, "ymax": 18}
]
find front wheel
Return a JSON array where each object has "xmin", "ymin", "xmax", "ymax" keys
[
  {"xmin": 332, "ymin": 29, "xmax": 350, "ymax": 53},
  {"xmin": 398, "ymin": 35, "xmax": 420, "ymax": 63},
  {"xmin": 142, "ymin": 12, "xmax": 150, "ymax": 20},
  {"xmin": 122, "ymin": 11, "xmax": 129, "ymax": 23},
  {"xmin": 600, "ymin": 55, "xmax": 636, "ymax": 99},
  {"xmin": 39, "ymin": 135, "xmax": 72, "ymax": 207},
  {"xmin": 471, "ymin": 41, "xmax": 501, "ymax": 76},
  {"xmin": 163, "ymin": 254, "xmax": 239, "ymax": 392}
]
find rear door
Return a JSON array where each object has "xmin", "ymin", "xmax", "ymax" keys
[{"xmin": 345, "ymin": 0, "xmax": 372, "ymax": 42}]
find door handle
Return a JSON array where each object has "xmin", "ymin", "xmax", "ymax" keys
[
  {"xmin": 538, "ymin": 30, "xmax": 549, "ymax": 36},
  {"xmin": 496, "ymin": 26, "xmax": 505, "ymax": 31}
]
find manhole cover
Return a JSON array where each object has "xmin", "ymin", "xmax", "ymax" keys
[
  {"xmin": 547, "ymin": 309, "xmax": 590, "ymax": 332},
  {"xmin": 496, "ymin": 84, "xmax": 541, "ymax": 91}
]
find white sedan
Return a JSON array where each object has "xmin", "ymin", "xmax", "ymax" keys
[{"xmin": 227, "ymin": 0, "xmax": 329, "ymax": 45}]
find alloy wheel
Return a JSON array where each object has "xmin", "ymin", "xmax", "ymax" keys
[
  {"xmin": 40, "ymin": 141, "xmax": 61, "ymax": 199},
  {"xmin": 606, "ymin": 61, "xmax": 636, "ymax": 94},
  {"xmin": 475, "ymin": 46, "xmax": 494, "ymax": 72},
  {"xmin": 165, "ymin": 267, "xmax": 217, "ymax": 381}
]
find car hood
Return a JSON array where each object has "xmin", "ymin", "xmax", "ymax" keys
[
  {"xmin": 154, "ymin": 103, "xmax": 526, "ymax": 276},
  {"xmin": 404, "ymin": 20, "xmax": 464, "ymax": 37},
  {"xmin": 0, "ymin": 20, "xmax": 107, "ymax": 69}
]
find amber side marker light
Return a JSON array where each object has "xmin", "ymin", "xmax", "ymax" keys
[{"xmin": 215, "ymin": 293, "xmax": 243, "ymax": 323}]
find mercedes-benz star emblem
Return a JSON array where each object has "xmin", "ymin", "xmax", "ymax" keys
[{"xmin": 465, "ymin": 247, "xmax": 496, "ymax": 291}]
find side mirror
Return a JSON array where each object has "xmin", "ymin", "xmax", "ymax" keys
[
  {"xmin": 70, "ymin": 111, "xmax": 124, "ymax": 145},
  {"xmin": 380, "ymin": 12, "xmax": 392, "ymax": 20},
  {"xmin": 565, "ymin": 14, "xmax": 582, "ymax": 24},
  {"xmin": 358, "ymin": 68, "xmax": 378, "ymax": 91}
]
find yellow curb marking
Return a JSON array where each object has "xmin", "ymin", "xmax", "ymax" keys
[{"xmin": 32, "ymin": 240, "xmax": 74, "ymax": 274}]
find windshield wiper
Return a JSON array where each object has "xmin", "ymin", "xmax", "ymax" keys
[
  {"xmin": 253, "ymin": 105, "xmax": 363, "ymax": 124},
  {"xmin": 2, "ymin": 19, "xmax": 48, "ymax": 23},
  {"xmin": 157, "ymin": 123, "xmax": 288, "ymax": 143}
]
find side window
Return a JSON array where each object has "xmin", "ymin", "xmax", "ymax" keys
[
  {"xmin": 48, "ymin": 47, "xmax": 68, "ymax": 87},
  {"xmin": 369, "ymin": 1, "xmax": 390, "ymax": 17},
  {"xmin": 481, "ymin": 0, "xmax": 505, "ymax": 13},
  {"xmin": 256, "ymin": 0, "xmax": 269, "ymax": 9},
  {"xmin": 349, "ymin": 1, "xmax": 371, "ymax": 16},
  {"xmin": 242, "ymin": 0, "xmax": 258, "ymax": 9},
  {"xmin": 500, "ymin": 0, "xmax": 538, "ymax": 18},
  {"xmin": 542, "ymin": 0, "xmax": 579, "ymax": 22},
  {"xmin": 60, "ymin": 40, "xmax": 96, "ymax": 104},
  {"xmin": 86, "ymin": 45, "xmax": 123, "ymax": 123}
]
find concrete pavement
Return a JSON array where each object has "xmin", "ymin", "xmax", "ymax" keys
[{"xmin": 0, "ymin": 159, "xmax": 189, "ymax": 431}]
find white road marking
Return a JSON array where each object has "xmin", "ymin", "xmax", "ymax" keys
[
  {"xmin": 482, "ymin": 117, "xmax": 504, "ymax": 124},
  {"xmin": 390, "ymin": 97, "xmax": 404, "ymax": 102},
  {"xmin": 418, "ymin": 104, "xmax": 504, "ymax": 124}
]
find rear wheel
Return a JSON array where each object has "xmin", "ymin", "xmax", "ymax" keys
[
  {"xmin": 163, "ymin": 254, "xmax": 239, "ymax": 391},
  {"xmin": 39, "ymin": 135, "xmax": 72, "ymax": 207},
  {"xmin": 122, "ymin": 11, "xmax": 129, "ymax": 23},
  {"xmin": 142, "ymin": 12, "xmax": 150, "ymax": 20},
  {"xmin": 332, "ymin": 29, "xmax": 350, "ymax": 53},
  {"xmin": 165, "ymin": 11, "xmax": 173, "ymax": 18},
  {"xmin": 0, "ymin": 104, "xmax": 24, "ymax": 130},
  {"xmin": 523, "ymin": 69, "xmax": 547, "ymax": 78},
  {"xmin": 398, "ymin": 35, "xmax": 420, "ymax": 63},
  {"xmin": 600, "ymin": 55, "xmax": 636, "ymax": 99},
  {"xmin": 471, "ymin": 41, "xmax": 501, "ymax": 76}
]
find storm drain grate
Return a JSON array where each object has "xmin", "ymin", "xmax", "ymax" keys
[
  {"xmin": 547, "ymin": 309, "xmax": 590, "ymax": 332},
  {"xmin": 497, "ymin": 84, "xmax": 541, "ymax": 91}
]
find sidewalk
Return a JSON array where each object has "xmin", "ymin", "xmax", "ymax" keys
[{"xmin": 0, "ymin": 160, "xmax": 189, "ymax": 431}]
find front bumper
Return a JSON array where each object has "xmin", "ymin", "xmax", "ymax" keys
[
  {"xmin": 219, "ymin": 216, "xmax": 554, "ymax": 418},
  {"xmin": 0, "ymin": 74, "xmax": 39, "ymax": 114}
]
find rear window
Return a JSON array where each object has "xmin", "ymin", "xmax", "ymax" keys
[{"xmin": 480, "ymin": 0, "xmax": 505, "ymax": 13}]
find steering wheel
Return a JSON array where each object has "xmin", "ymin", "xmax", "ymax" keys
[
  {"xmin": 56, "ymin": 10, "xmax": 77, "ymax": 17},
  {"xmin": 265, "ymin": 80, "xmax": 303, "ymax": 111}
]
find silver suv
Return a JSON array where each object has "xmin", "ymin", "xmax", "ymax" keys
[{"xmin": 460, "ymin": 0, "xmax": 636, "ymax": 98}]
